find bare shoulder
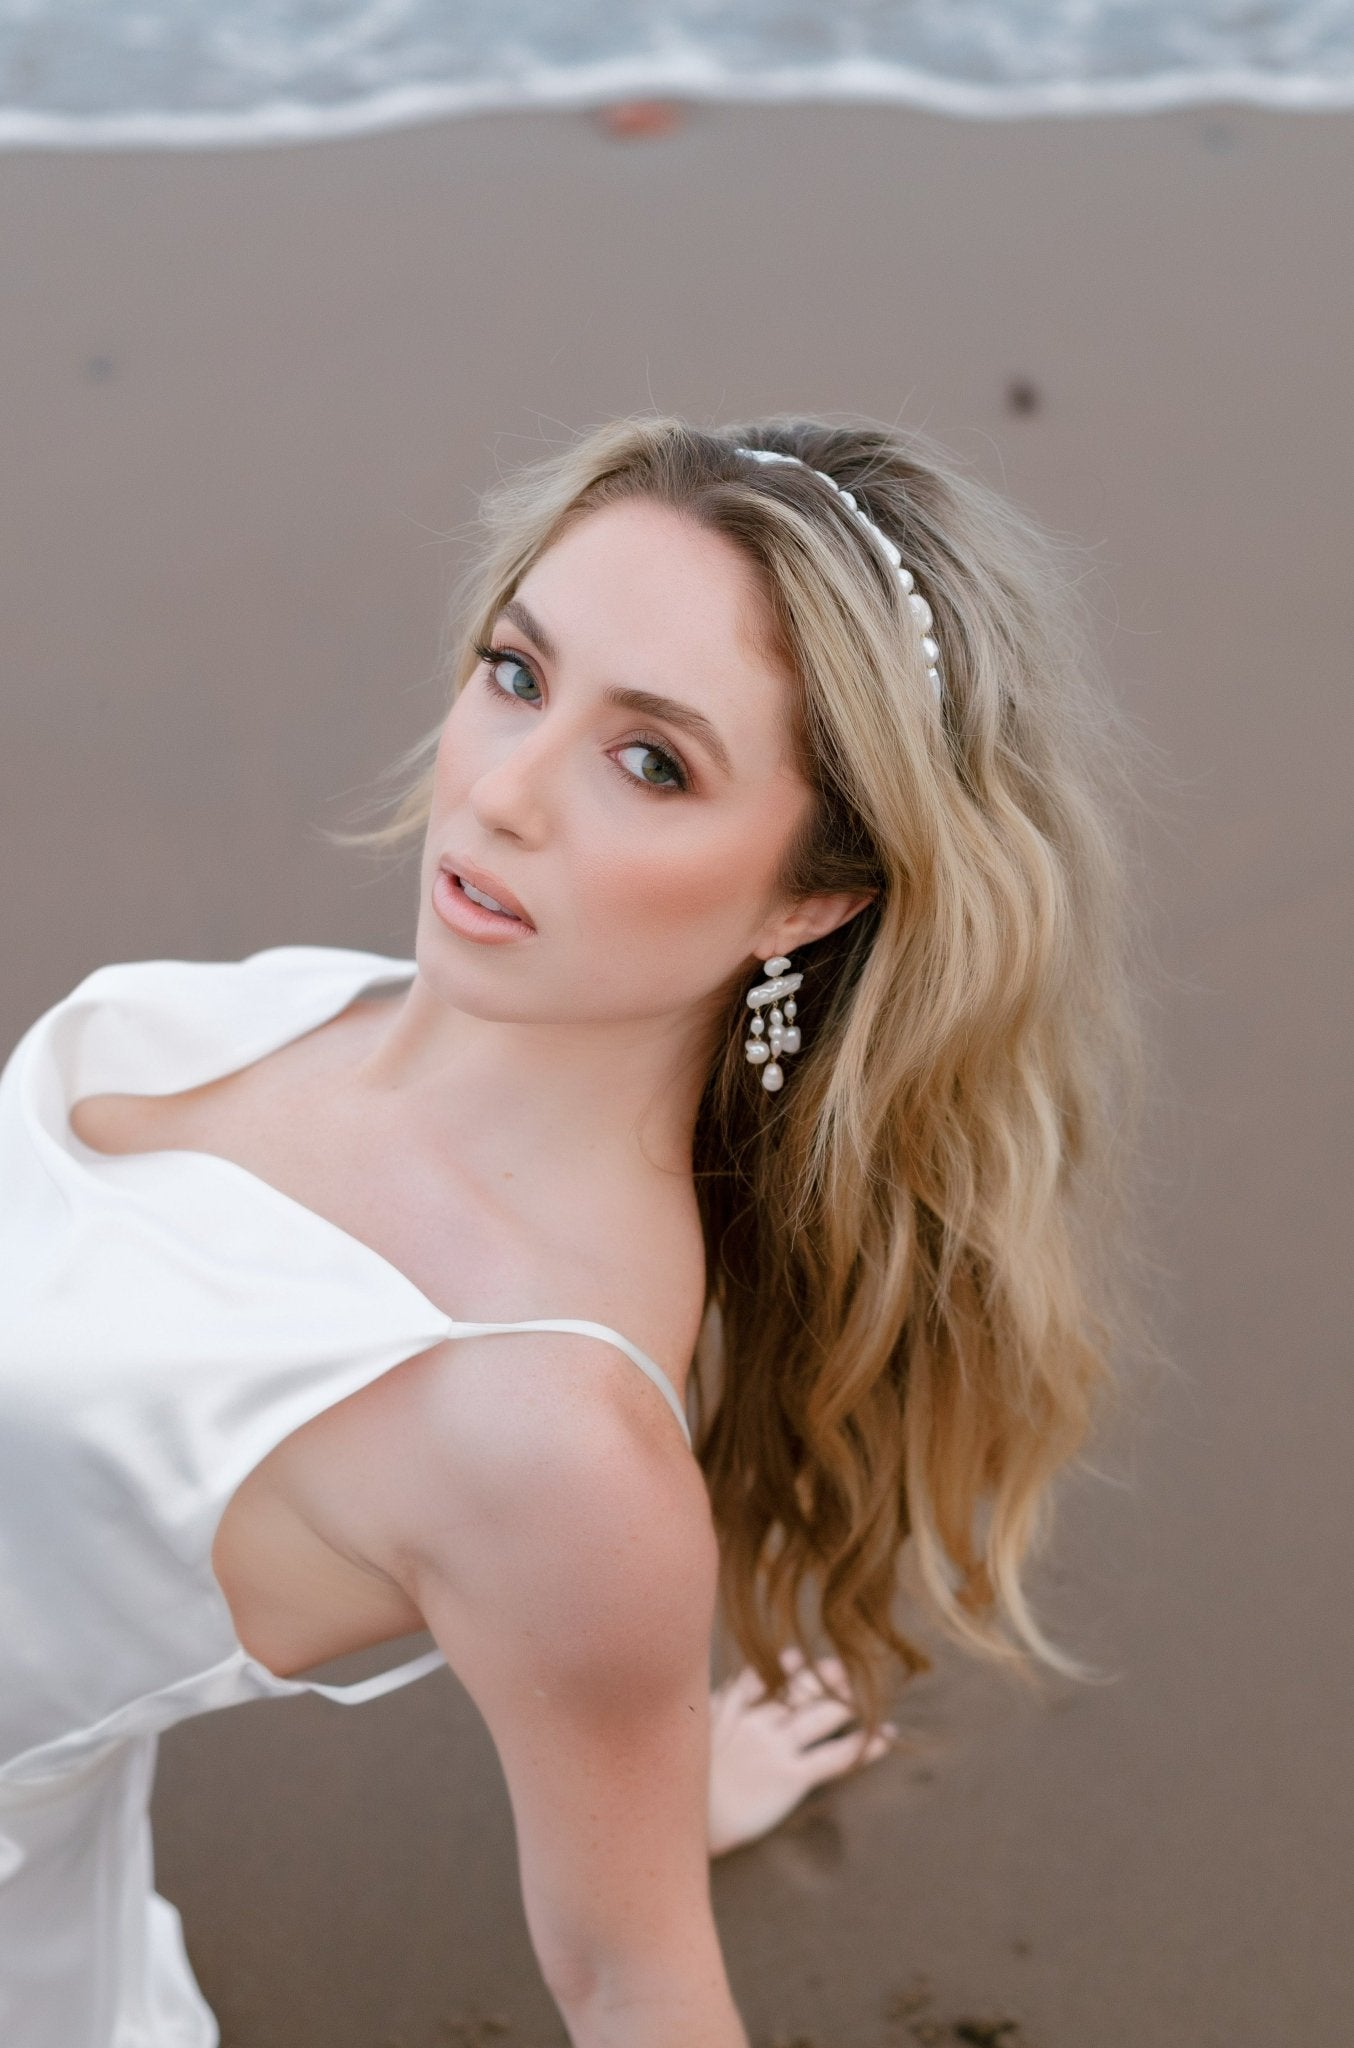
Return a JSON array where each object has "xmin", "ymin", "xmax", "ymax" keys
[
  {"xmin": 390, "ymin": 1322, "xmax": 717, "ymax": 1692},
  {"xmin": 392, "ymin": 1330, "xmax": 720, "ymax": 2003}
]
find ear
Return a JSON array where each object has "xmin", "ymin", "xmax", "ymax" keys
[{"xmin": 753, "ymin": 887, "xmax": 879, "ymax": 962}]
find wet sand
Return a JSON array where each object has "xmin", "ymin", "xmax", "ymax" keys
[{"xmin": 1, "ymin": 99, "xmax": 1351, "ymax": 2046}]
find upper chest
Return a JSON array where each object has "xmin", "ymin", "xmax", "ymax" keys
[
  {"xmin": 65, "ymin": 1000, "xmax": 707, "ymax": 1391},
  {"xmin": 60, "ymin": 994, "xmax": 707, "ymax": 1677}
]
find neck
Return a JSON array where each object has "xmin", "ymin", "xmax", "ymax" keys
[{"xmin": 346, "ymin": 972, "xmax": 716, "ymax": 1194}]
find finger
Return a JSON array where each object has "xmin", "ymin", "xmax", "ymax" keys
[
  {"xmin": 799, "ymin": 1724, "xmax": 899, "ymax": 1784},
  {"xmin": 791, "ymin": 1698, "xmax": 863, "ymax": 1745},
  {"xmin": 715, "ymin": 1663, "xmax": 776, "ymax": 1709},
  {"xmin": 741, "ymin": 1650, "xmax": 830, "ymax": 1708},
  {"xmin": 719, "ymin": 1651, "xmax": 850, "ymax": 1713},
  {"xmin": 781, "ymin": 1648, "xmax": 844, "ymax": 1679},
  {"xmin": 781, "ymin": 1663, "xmax": 853, "ymax": 1713},
  {"xmin": 779, "ymin": 1646, "xmax": 846, "ymax": 1679},
  {"xmin": 777, "ymin": 1652, "xmax": 845, "ymax": 1692}
]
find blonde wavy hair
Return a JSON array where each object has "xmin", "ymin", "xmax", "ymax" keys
[{"xmin": 326, "ymin": 412, "xmax": 1170, "ymax": 1744}]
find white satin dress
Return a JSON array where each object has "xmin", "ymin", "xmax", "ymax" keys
[{"xmin": 0, "ymin": 943, "xmax": 694, "ymax": 2047}]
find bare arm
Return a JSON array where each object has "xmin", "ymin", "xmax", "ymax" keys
[{"xmin": 389, "ymin": 1333, "xmax": 749, "ymax": 2047}]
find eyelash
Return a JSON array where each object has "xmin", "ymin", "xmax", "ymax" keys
[{"xmin": 471, "ymin": 641, "xmax": 692, "ymax": 795}]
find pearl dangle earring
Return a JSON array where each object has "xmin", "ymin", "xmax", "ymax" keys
[{"xmin": 744, "ymin": 954, "xmax": 804, "ymax": 1093}]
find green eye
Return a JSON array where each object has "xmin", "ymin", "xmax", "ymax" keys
[
  {"xmin": 480, "ymin": 648, "xmax": 539, "ymax": 700},
  {"xmin": 472, "ymin": 641, "xmax": 690, "ymax": 796}
]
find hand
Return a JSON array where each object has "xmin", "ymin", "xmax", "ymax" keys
[{"xmin": 707, "ymin": 1646, "xmax": 898, "ymax": 1857}]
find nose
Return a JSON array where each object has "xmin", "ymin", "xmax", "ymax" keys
[{"xmin": 462, "ymin": 704, "xmax": 562, "ymax": 841}]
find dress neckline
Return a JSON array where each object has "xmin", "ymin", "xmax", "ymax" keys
[
  {"xmin": 22, "ymin": 943, "xmax": 693, "ymax": 1714},
  {"xmin": 63, "ymin": 945, "xmax": 459, "ymax": 1329},
  {"xmin": 56, "ymin": 950, "xmax": 671, "ymax": 1400}
]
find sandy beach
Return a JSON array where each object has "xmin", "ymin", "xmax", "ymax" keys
[{"xmin": 2, "ymin": 97, "xmax": 1351, "ymax": 2046}]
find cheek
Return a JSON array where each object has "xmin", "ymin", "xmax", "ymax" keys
[
  {"xmin": 436, "ymin": 698, "xmax": 469, "ymax": 768},
  {"xmin": 572, "ymin": 824, "xmax": 775, "ymax": 951},
  {"xmin": 429, "ymin": 701, "xmax": 476, "ymax": 808},
  {"xmin": 427, "ymin": 715, "xmax": 453, "ymax": 792}
]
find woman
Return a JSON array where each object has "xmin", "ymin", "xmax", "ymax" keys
[{"xmin": 0, "ymin": 414, "xmax": 1158, "ymax": 2045}]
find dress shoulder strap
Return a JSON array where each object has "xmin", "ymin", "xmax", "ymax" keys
[
  {"xmin": 254, "ymin": 1317, "xmax": 693, "ymax": 1712},
  {"xmin": 443, "ymin": 1316, "xmax": 693, "ymax": 1452},
  {"xmin": 301, "ymin": 1647, "xmax": 449, "ymax": 1705}
]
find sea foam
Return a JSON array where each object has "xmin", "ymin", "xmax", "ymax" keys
[{"xmin": 2, "ymin": 2, "xmax": 1352, "ymax": 148}]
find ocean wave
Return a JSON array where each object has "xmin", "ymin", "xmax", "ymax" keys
[{"xmin": 2, "ymin": 2, "xmax": 1353, "ymax": 147}]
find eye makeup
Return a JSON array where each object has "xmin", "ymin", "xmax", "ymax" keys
[{"xmin": 472, "ymin": 641, "xmax": 693, "ymax": 796}]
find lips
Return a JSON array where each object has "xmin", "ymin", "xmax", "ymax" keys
[{"xmin": 440, "ymin": 856, "xmax": 533, "ymax": 927}]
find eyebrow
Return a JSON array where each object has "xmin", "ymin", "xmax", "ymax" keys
[{"xmin": 497, "ymin": 595, "xmax": 734, "ymax": 778}]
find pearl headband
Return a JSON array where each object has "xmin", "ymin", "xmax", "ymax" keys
[{"xmin": 734, "ymin": 446, "xmax": 944, "ymax": 703}]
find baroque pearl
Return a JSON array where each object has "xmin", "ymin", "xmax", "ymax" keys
[
  {"xmin": 764, "ymin": 955, "xmax": 792, "ymax": 976},
  {"xmin": 779, "ymin": 1025, "xmax": 801, "ymax": 1055},
  {"xmin": 761, "ymin": 1061, "xmax": 784, "ymax": 1092},
  {"xmin": 731, "ymin": 449, "xmax": 940, "ymax": 707},
  {"xmin": 745, "ymin": 1039, "xmax": 769, "ymax": 1064}
]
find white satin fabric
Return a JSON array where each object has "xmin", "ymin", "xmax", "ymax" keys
[{"xmin": 0, "ymin": 943, "xmax": 693, "ymax": 2045}]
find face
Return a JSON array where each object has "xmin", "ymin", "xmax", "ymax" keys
[{"xmin": 418, "ymin": 497, "xmax": 870, "ymax": 1045}]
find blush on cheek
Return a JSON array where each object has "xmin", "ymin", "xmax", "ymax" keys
[{"xmin": 587, "ymin": 846, "xmax": 766, "ymax": 956}]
